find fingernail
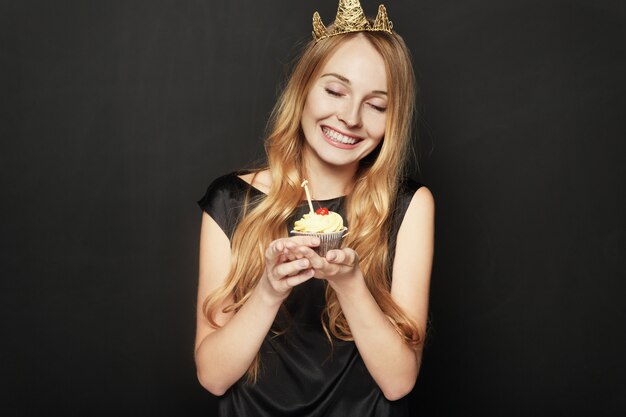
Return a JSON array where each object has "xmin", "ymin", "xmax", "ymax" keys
[
  {"xmin": 299, "ymin": 260, "xmax": 308, "ymax": 268},
  {"xmin": 311, "ymin": 237, "xmax": 320, "ymax": 245}
]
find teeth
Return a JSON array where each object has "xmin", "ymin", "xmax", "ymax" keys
[{"xmin": 323, "ymin": 127, "xmax": 358, "ymax": 145}]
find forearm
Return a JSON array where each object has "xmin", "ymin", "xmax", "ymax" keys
[
  {"xmin": 195, "ymin": 282, "xmax": 281, "ymax": 395},
  {"xmin": 332, "ymin": 272, "xmax": 420, "ymax": 401}
]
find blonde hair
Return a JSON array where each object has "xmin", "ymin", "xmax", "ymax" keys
[{"xmin": 203, "ymin": 30, "xmax": 422, "ymax": 382}]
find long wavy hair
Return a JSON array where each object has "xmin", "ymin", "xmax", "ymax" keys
[{"xmin": 203, "ymin": 29, "xmax": 421, "ymax": 382}]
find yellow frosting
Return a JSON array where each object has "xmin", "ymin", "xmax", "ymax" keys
[{"xmin": 293, "ymin": 211, "xmax": 344, "ymax": 233}]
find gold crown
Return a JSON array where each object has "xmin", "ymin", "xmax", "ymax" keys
[{"xmin": 312, "ymin": 0, "xmax": 393, "ymax": 42}]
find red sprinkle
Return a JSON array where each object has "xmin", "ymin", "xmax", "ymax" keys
[{"xmin": 315, "ymin": 207, "xmax": 330, "ymax": 215}]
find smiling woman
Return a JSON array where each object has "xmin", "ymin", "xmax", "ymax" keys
[
  {"xmin": 301, "ymin": 36, "xmax": 388, "ymax": 165},
  {"xmin": 194, "ymin": 1, "xmax": 434, "ymax": 416}
]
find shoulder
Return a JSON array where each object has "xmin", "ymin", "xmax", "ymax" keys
[
  {"xmin": 202, "ymin": 171, "xmax": 246, "ymax": 196},
  {"xmin": 399, "ymin": 176, "xmax": 433, "ymax": 205},
  {"xmin": 408, "ymin": 184, "xmax": 434, "ymax": 209},
  {"xmin": 398, "ymin": 176, "xmax": 426, "ymax": 199},
  {"xmin": 405, "ymin": 187, "xmax": 434, "ymax": 228},
  {"xmin": 392, "ymin": 177, "xmax": 432, "ymax": 217},
  {"xmin": 399, "ymin": 183, "xmax": 434, "ymax": 239},
  {"xmin": 402, "ymin": 175, "xmax": 434, "ymax": 216},
  {"xmin": 387, "ymin": 178, "xmax": 433, "ymax": 246},
  {"xmin": 197, "ymin": 170, "xmax": 266, "ymax": 240},
  {"xmin": 197, "ymin": 172, "xmax": 248, "ymax": 230},
  {"xmin": 197, "ymin": 171, "xmax": 254, "ymax": 212},
  {"xmin": 237, "ymin": 169, "xmax": 271, "ymax": 195}
]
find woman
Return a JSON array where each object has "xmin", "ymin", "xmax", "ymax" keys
[{"xmin": 195, "ymin": 1, "xmax": 434, "ymax": 415}]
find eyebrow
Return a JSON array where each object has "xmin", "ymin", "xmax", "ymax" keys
[{"xmin": 320, "ymin": 73, "xmax": 387, "ymax": 95}]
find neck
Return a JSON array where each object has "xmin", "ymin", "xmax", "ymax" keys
[{"xmin": 302, "ymin": 150, "xmax": 358, "ymax": 200}]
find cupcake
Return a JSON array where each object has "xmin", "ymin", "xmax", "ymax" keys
[{"xmin": 290, "ymin": 180, "xmax": 348, "ymax": 256}]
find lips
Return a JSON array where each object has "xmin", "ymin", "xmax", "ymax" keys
[{"xmin": 321, "ymin": 126, "xmax": 363, "ymax": 148}]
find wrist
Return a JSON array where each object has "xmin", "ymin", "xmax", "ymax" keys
[
  {"xmin": 328, "ymin": 268, "xmax": 366, "ymax": 296},
  {"xmin": 254, "ymin": 274, "xmax": 289, "ymax": 308}
]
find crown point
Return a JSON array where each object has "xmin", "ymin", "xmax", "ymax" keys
[
  {"xmin": 334, "ymin": 0, "xmax": 371, "ymax": 33},
  {"xmin": 373, "ymin": 5, "xmax": 393, "ymax": 33},
  {"xmin": 312, "ymin": 11, "xmax": 329, "ymax": 41}
]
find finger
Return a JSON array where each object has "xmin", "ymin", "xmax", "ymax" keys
[
  {"xmin": 289, "ymin": 244, "xmax": 317, "ymax": 257},
  {"xmin": 274, "ymin": 258, "xmax": 311, "ymax": 278},
  {"xmin": 265, "ymin": 240, "xmax": 284, "ymax": 264},
  {"xmin": 277, "ymin": 253, "xmax": 288, "ymax": 264},
  {"xmin": 326, "ymin": 249, "xmax": 343, "ymax": 263},
  {"xmin": 287, "ymin": 235, "xmax": 320, "ymax": 248},
  {"xmin": 282, "ymin": 268, "xmax": 315, "ymax": 288},
  {"xmin": 268, "ymin": 237, "xmax": 319, "ymax": 261},
  {"xmin": 282, "ymin": 245, "xmax": 295, "ymax": 260},
  {"xmin": 282, "ymin": 246, "xmax": 304, "ymax": 261},
  {"xmin": 284, "ymin": 240, "xmax": 297, "ymax": 251},
  {"xmin": 344, "ymin": 249, "xmax": 358, "ymax": 266},
  {"xmin": 327, "ymin": 249, "xmax": 357, "ymax": 266},
  {"xmin": 280, "ymin": 244, "xmax": 316, "ymax": 264},
  {"xmin": 294, "ymin": 246, "xmax": 326, "ymax": 269},
  {"xmin": 284, "ymin": 251, "xmax": 298, "ymax": 261}
]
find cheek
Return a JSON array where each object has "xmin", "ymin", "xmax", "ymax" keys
[
  {"xmin": 301, "ymin": 102, "xmax": 315, "ymax": 129},
  {"xmin": 301, "ymin": 99, "xmax": 315, "ymax": 128},
  {"xmin": 301, "ymin": 96, "xmax": 326, "ymax": 141},
  {"xmin": 304, "ymin": 94, "xmax": 328, "ymax": 120},
  {"xmin": 369, "ymin": 115, "xmax": 387, "ymax": 142}
]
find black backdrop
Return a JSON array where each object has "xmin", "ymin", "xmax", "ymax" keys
[{"xmin": 1, "ymin": 0, "xmax": 625, "ymax": 416}]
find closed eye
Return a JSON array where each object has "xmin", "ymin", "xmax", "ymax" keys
[
  {"xmin": 369, "ymin": 103, "xmax": 387, "ymax": 113},
  {"xmin": 325, "ymin": 88, "xmax": 343, "ymax": 97}
]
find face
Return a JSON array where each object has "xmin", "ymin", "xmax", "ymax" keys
[{"xmin": 300, "ymin": 35, "xmax": 388, "ymax": 170}]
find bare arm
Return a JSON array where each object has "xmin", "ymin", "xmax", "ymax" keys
[
  {"xmin": 296, "ymin": 187, "xmax": 434, "ymax": 400},
  {"xmin": 194, "ymin": 212, "xmax": 319, "ymax": 395}
]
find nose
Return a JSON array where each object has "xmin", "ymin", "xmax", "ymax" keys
[{"xmin": 337, "ymin": 101, "xmax": 362, "ymax": 128}]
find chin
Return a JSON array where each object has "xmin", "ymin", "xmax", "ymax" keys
[{"xmin": 315, "ymin": 150, "xmax": 363, "ymax": 168}]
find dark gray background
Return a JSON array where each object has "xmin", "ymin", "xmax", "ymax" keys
[{"xmin": 1, "ymin": 0, "xmax": 625, "ymax": 416}]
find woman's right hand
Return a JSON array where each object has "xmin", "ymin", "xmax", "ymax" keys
[{"xmin": 260, "ymin": 236, "xmax": 320, "ymax": 302}]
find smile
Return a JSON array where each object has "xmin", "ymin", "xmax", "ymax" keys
[{"xmin": 322, "ymin": 126, "xmax": 362, "ymax": 146}]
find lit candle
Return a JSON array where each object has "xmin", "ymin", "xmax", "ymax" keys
[{"xmin": 301, "ymin": 180, "xmax": 315, "ymax": 214}]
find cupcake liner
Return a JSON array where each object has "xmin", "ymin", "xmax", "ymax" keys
[{"xmin": 290, "ymin": 227, "xmax": 348, "ymax": 257}]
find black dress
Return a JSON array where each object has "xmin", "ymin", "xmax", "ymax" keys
[{"xmin": 198, "ymin": 172, "xmax": 423, "ymax": 417}]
